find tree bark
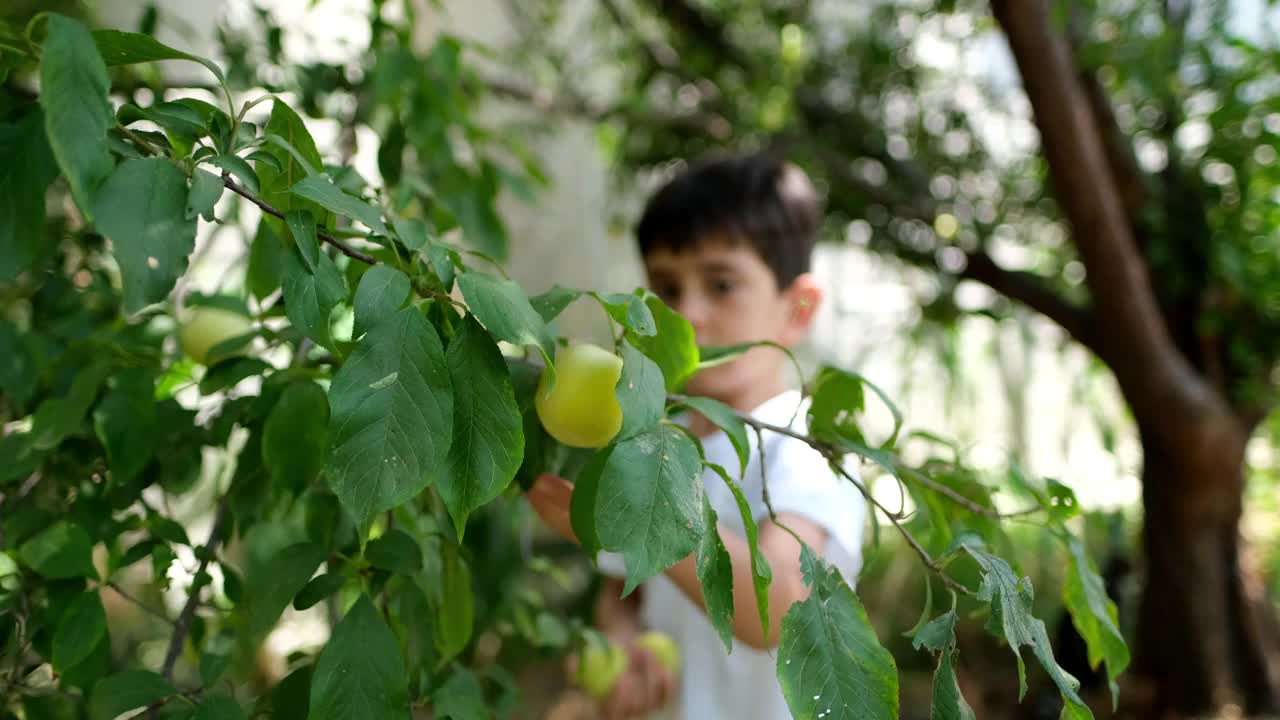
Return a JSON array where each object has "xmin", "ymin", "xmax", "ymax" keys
[{"xmin": 1135, "ymin": 420, "xmax": 1280, "ymax": 716}]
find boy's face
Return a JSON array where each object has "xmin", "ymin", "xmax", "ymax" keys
[{"xmin": 643, "ymin": 233, "xmax": 821, "ymax": 403}]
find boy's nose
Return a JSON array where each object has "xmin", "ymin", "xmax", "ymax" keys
[{"xmin": 674, "ymin": 295, "xmax": 710, "ymax": 337}]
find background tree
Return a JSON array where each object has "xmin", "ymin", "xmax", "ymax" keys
[{"xmin": 490, "ymin": 0, "xmax": 1280, "ymax": 714}]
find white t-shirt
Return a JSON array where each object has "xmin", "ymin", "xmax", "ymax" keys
[{"xmin": 596, "ymin": 389, "xmax": 868, "ymax": 720}]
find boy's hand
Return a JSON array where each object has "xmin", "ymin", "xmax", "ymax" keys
[
  {"xmin": 566, "ymin": 636, "xmax": 676, "ymax": 719},
  {"xmin": 603, "ymin": 640, "xmax": 677, "ymax": 719},
  {"xmin": 527, "ymin": 473, "xmax": 578, "ymax": 543}
]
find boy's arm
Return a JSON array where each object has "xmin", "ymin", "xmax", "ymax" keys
[
  {"xmin": 663, "ymin": 511, "xmax": 826, "ymax": 650},
  {"xmin": 527, "ymin": 473, "xmax": 825, "ymax": 650},
  {"xmin": 595, "ymin": 577, "xmax": 643, "ymax": 640}
]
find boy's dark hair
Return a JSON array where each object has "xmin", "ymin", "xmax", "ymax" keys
[{"xmin": 635, "ymin": 151, "xmax": 824, "ymax": 288}]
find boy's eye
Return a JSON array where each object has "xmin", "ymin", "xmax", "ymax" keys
[
  {"xmin": 710, "ymin": 278, "xmax": 735, "ymax": 295},
  {"xmin": 654, "ymin": 283, "xmax": 680, "ymax": 302}
]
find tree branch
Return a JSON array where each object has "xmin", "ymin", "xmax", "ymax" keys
[
  {"xmin": 960, "ymin": 252, "xmax": 1099, "ymax": 352},
  {"xmin": 1064, "ymin": 3, "xmax": 1148, "ymax": 222},
  {"xmin": 600, "ymin": 0, "xmax": 681, "ymax": 75},
  {"xmin": 990, "ymin": 0, "xmax": 1223, "ymax": 442},
  {"xmin": 669, "ymin": 392, "xmax": 1036, "ymax": 522},
  {"xmin": 104, "ymin": 582, "xmax": 175, "ymax": 626},
  {"xmin": 221, "ymin": 174, "xmax": 378, "ymax": 265},
  {"xmin": 478, "ymin": 73, "xmax": 730, "ymax": 139},
  {"xmin": 161, "ymin": 501, "xmax": 231, "ymax": 680},
  {"xmin": 639, "ymin": 0, "xmax": 755, "ymax": 70}
]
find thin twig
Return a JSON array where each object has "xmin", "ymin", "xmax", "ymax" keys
[
  {"xmin": 827, "ymin": 460, "xmax": 974, "ymax": 596},
  {"xmin": 688, "ymin": 393, "xmax": 982, "ymax": 595},
  {"xmin": 220, "ymin": 174, "xmax": 378, "ymax": 265},
  {"xmin": 680, "ymin": 392, "xmax": 1035, "ymax": 519},
  {"xmin": 161, "ymin": 501, "xmax": 231, "ymax": 680},
  {"xmin": 104, "ymin": 581, "xmax": 175, "ymax": 626}
]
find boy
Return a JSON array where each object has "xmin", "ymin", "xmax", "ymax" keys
[{"xmin": 527, "ymin": 152, "xmax": 867, "ymax": 720}]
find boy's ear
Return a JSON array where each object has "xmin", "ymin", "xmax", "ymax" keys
[{"xmin": 782, "ymin": 273, "xmax": 822, "ymax": 343}]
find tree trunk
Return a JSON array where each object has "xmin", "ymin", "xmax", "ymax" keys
[{"xmin": 1135, "ymin": 423, "xmax": 1280, "ymax": 717}]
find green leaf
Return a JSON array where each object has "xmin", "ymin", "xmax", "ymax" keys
[
  {"xmin": 596, "ymin": 424, "xmax": 705, "ymax": 595},
  {"xmin": 193, "ymin": 694, "xmax": 246, "ymax": 720},
  {"xmin": 293, "ymin": 573, "xmax": 346, "ymax": 611},
  {"xmin": 290, "ymin": 174, "xmax": 388, "ymax": 235},
  {"xmin": 0, "ymin": 321, "xmax": 37, "ymax": 408},
  {"xmin": 706, "ymin": 462, "xmax": 771, "ymax": 643},
  {"xmin": 809, "ymin": 366, "xmax": 904, "ymax": 451},
  {"xmin": 200, "ymin": 650, "xmax": 231, "ymax": 687},
  {"xmin": 247, "ymin": 221, "xmax": 285, "ymax": 301},
  {"xmin": 309, "ymin": 595, "xmax": 411, "ymax": 720},
  {"xmin": 18, "ymin": 522, "xmax": 96, "ymax": 580},
  {"xmin": 439, "ymin": 315, "xmax": 524, "ymax": 539},
  {"xmin": 366, "ymin": 529, "xmax": 423, "ymax": 574},
  {"xmin": 695, "ymin": 497, "xmax": 735, "ymax": 652},
  {"xmin": 352, "ymin": 265, "xmax": 411, "ymax": 340},
  {"xmin": 187, "ymin": 169, "xmax": 223, "ymax": 221},
  {"xmin": 911, "ymin": 610, "xmax": 977, "ymax": 720},
  {"xmin": 88, "ymin": 669, "xmax": 175, "ymax": 720},
  {"xmin": 199, "ymin": 358, "xmax": 273, "ymax": 396},
  {"xmin": 93, "ymin": 158, "xmax": 197, "ymax": 313},
  {"xmin": 960, "ymin": 541, "xmax": 1091, "ymax": 716},
  {"xmin": 30, "ymin": 361, "xmax": 109, "ymax": 451},
  {"xmin": 437, "ymin": 167, "xmax": 507, "ymax": 259},
  {"xmin": 285, "ymin": 209, "xmax": 320, "ymax": 272},
  {"xmin": 149, "ymin": 516, "xmax": 190, "ymax": 546},
  {"xmin": 614, "ymin": 340, "xmax": 665, "ymax": 440},
  {"xmin": 433, "ymin": 669, "xmax": 488, "ymax": 720},
  {"xmin": 0, "ymin": 432, "xmax": 40, "ymax": 487},
  {"xmin": 599, "ymin": 292, "xmax": 656, "ymax": 336},
  {"xmin": 808, "ymin": 366, "xmax": 867, "ymax": 447},
  {"xmin": 777, "ymin": 547, "xmax": 899, "ymax": 720},
  {"xmin": 530, "ymin": 285, "xmax": 582, "ymax": 323},
  {"xmin": 40, "ymin": 15, "xmax": 114, "ymax": 222},
  {"xmin": 93, "ymin": 369, "xmax": 156, "ymax": 485},
  {"xmin": 432, "ymin": 542, "xmax": 474, "ymax": 665},
  {"xmin": 245, "ymin": 150, "xmax": 282, "ymax": 173},
  {"xmin": 258, "ymin": 100, "xmax": 324, "ymax": 217},
  {"xmin": 262, "ymin": 380, "xmax": 330, "ymax": 491},
  {"xmin": 696, "ymin": 342, "xmax": 755, "ymax": 370},
  {"xmin": 114, "ymin": 540, "xmax": 154, "ymax": 573},
  {"xmin": 569, "ymin": 448, "xmax": 611, "ymax": 559},
  {"xmin": 457, "ymin": 271, "xmax": 555, "ymax": 368},
  {"xmin": 389, "ymin": 578, "xmax": 436, "ymax": 692},
  {"xmin": 270, "ymin": 666, "xmax": 313, "ymax": 720},
  {"xmin": 53, "ymin": 590, "xmax": 107, "ymax": 672},
  {"xmin": 91, "ymin": 29, "xmax": 225, "ymax": 83},
  {"xmin": 1062, "ymin": 536, "xmax": 1129, "ymax": 697},
  {"xmin": 679, "ymin": 396, "xmax": 749, "ymax": 476},
  {"xmin": 119, "ymin": 102, "xmax": 209, "ymax": 145},
  {"xmin": 912, "ymin": 608, "xmax": 958, "ymax": 655},
  {"xmin": 0, "ymin": 108, "xmax": 58, "ymax": 281},
  {"xmin": 282, "ymin": 248, "xmax": 346, "ymax": 350},
  {"xmin": 212, "ymin": 154, "xmax": 259, "ymax": 194},
  {"xmin": 242, "ymin": 542, "xmax": 326, "ymax": 637},
  {"xmin": 221, "ymin": 566, "xmax": 243, "ymax": 604},
  {"xmin": 391, "ymin": 217, "xmax": 428, "ymax": 250},
  {"xmin": 327, "ymin": 308, "xmax": 453, "ymax": 533},
  {"xmin": 426, "ymin": 243, "xmax": 456, "ymax": 291},
  {"xmin": 626, "ymin": 295, "xmax": 698, "ymax": 391},
  {"xmin": 305, "ymin": 492, "xmax": 341, "ymax": 549}
]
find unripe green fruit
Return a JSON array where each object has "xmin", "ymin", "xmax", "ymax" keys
[
  {"xmin": 535, "ymin": 342, "xmax": 624, "ymax": 449},
  {"xmin": 178, "ymin": 307, "xmax": 252, "ymax": 365},
  {"xmin": 637, "ymin": 631, "xmax": 681, "ymax": 675},
  {"xmin": 576, "ymin": 640, "xmax": 629, "ymax": 698}
]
